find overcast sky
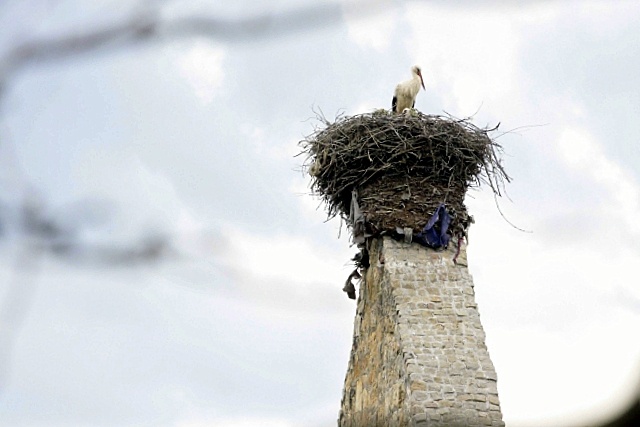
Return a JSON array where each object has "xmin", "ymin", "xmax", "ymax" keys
[{"xmin": 0, "ymin": 1, "xmax": 639, "ymax": 426}]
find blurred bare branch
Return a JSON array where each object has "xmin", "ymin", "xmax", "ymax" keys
[
  {"xmin": 0, "ymin": 191, "xmax": 175, "ymax": 391},
  {"xmin": 0, "ymin": 0, "xmax": 394, "ymax": 86},
  {"xmin": 1, "ymin": 189, "xmax": 175, "ymax": 266},
  {"xmin": 0, "ymin": 195, "xmax": 45, "ymax": 396}
]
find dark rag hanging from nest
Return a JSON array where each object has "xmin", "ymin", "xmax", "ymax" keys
[{"xmin": 413, "ymin": 203, "xmax": 451, "ymax": 249}]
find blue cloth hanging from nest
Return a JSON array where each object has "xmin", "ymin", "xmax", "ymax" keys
[{"xmin": 413, "ymin": 203, "xmax": 451, "ymax": 249}]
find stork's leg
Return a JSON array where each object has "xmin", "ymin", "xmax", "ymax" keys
[{"xmin": 392, "ymin": 96, "xmax": 397, "ymax": 113}]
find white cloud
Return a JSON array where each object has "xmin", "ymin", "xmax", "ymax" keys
[
  {"xmin": 171, "ymin": 39, "xmax": 225, "ymax": 104},
  {"xmin": 556, "ymin": 126, "xmax": 640, "ymax": 235},
  {"xmin": 342, "ymin": 0, "xmax": 397, "ymax": 52},
  {"xmin": 219, "ymin": 226, "xmax": 350, "ymax": 288},
  {"xmin": 351, "ymin": 101, "xmax": 380, "ymax": 115},
  {"xmin": 205, "ymin": 223, "xmax": 354, "ymax": 315},
  {"xmin": 290, "ymin": 178, "xmax": 326, "ymax": 221},
  {"xmin": 239, "ymin": 125, "xmax": 300, "ymax": 161},
  {"xmin": 571, "ymin": 0, "xmax": 640, "ymax": 35},
  {"xmin": 403, "ymin": 4, "xmax": 523, "ymax": 115}
]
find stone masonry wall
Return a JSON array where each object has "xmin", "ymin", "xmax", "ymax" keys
[{"xmin": 339, "ymin": 237, "xmax": 504, "ymax": 427}]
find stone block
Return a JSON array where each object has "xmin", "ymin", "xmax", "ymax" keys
[
  {"xmin": 410, "ymin": 380, "xmax": 427, "ymax": 392},
  {"xmin": 414, "ymin": 412, "xmax": 428, "ymax": 422},
  {"xmin": 411, "ymin": 391, "xmax": 428, "ymax": 401}
]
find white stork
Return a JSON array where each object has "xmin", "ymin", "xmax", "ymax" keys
[{"xmin": 392, "ymin": 65, "xmax": 425, "ymax": 113}]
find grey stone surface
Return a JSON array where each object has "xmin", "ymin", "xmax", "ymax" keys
[{"xmin": 339, "ymin": 237, "xmax": 504, "ymax": 427}]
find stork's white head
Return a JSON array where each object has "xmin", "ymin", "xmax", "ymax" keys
[{"xmin": 411, "ymin": 65, "xmax": 426, "ymax": 90}]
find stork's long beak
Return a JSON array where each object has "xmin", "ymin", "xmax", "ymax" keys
[{"xmin": 419, "ymin": 73, "xmax": 426, "ymax": 90}]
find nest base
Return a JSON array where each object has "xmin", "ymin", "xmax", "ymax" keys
[{"xmin": 358, "ymin": 176, "xmax": 470, "ymax": 238}]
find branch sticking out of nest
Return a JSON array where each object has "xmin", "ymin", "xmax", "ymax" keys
[{"xmin": 298, "ymin": 109, "xmax": 510, "ymax": 238}]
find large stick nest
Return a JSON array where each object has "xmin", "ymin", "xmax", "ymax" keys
[{"xmin": 299, "ymin": 110, "xmax": 510, "ymax": 239}]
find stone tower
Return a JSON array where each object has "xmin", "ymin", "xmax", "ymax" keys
[
  {"xmin": 299, "ymin": 110, "xmax": 508, "ymax": 427},
  {"xmin": 338, "ymin": 238, "xmax": 504, "ymax": 427}
]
